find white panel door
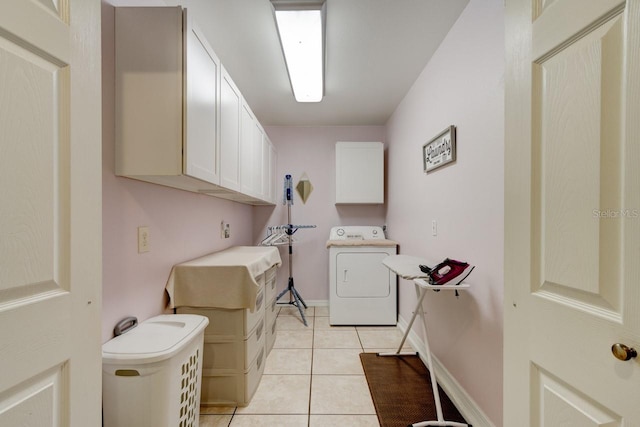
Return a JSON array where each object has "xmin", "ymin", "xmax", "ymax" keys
[
  {"xmin": 505, "ymin": 0, "xmax": 640, "ymax": 425},
  {"xmin": 262, "ymin": 136, "xmax": 271, "ymax": 202},
  {"xmin": 220, "ymin": 66, "xmax": 241, "ymax": 191},
  {"xmin": 240, "ymin": 101, "xmax": 255, "ymax": 196},
  {"xmin": 269, "ymin": 141, "xmax": 277, "ymax": 204},
  {"xmin": 0, "ymin": 0, "xmax": 102, "ymax": 426},
  {"xmin": 253, "ymin": 122, "xmax": 265, "ymax": 200},
  {"xmin": 184, "ymin": 12, "xmax": 220, "ymax": 185}
]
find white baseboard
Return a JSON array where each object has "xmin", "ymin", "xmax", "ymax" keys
[
  {"xmin": 275, "ymin": 299, "xmax": 328, "ymax": 306},
  {"xmin": 397, "ymin": 316, "xmax": 496, "ymax": 427},
  {"xmin": 298, "ymin": 299, "xmax": 329, "ymax": 307}
]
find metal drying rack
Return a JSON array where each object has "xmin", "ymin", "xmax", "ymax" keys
[{"xmin": 261, "ymin": 175, "xmax": 316, "ymax": 326}]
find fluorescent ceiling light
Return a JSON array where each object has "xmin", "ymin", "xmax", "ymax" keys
[{"xmin": 271, "ymin": 1, "xmax": 325, "ymax": 103}]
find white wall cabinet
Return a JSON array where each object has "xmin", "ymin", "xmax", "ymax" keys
[
  {"xmin": 115, "ymin": 6, "xmax": 275, "ymax": 205},
  {"xmin": 115, "ymin": 7, "xmax": 220, "ymax": 191},
  {"xmin": 335, "ymin": 141, "xmax": 384, "ymax": 204}
]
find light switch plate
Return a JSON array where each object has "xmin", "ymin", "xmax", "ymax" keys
[{"xmin": 138, "ymin": 226, "xmax": 150, "ymax": 253}]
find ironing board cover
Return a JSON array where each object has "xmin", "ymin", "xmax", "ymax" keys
[{"xmin": 382, "ymin": 255, "xmax": 432, "ymax": 279}]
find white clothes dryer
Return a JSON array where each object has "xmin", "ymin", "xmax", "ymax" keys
[{"xmin": 327, "ymin": 226, "xmax": 398, "ymax": 325}]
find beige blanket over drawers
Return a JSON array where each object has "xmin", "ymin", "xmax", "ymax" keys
[{"xmin": 165, "ymin": 246, "xmax": 282, "ymax": 311}]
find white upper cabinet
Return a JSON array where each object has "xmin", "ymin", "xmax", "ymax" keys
[
  {"xmin": 219, "ymin": 66, "xmax": 241, "ymax": 191},
  {"xmin": 115, "ymin": 7, "xmax": 184, "ymax": 181},
  {"xmin": 335, "ymin": 142, "xmax": 384, "ymax": 204},
  {"xmin": 184, "ymin": 13, "xmax": 220, "ymax": 185},
  {"xmin": 115, "ymin": 6, "xmax": 275, "ymax": 205},
  {"xmin": 115, "ymin": 7, "xmax": 219, "ymax": 191}
]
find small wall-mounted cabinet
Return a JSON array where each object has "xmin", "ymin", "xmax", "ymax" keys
[
  {"xmin": 115, "ymin": 6, "xmax": 276, "ymax": 206},
  {"xmin": 335, "ymin": 142, "xmax": 384, "ymax": 204}
]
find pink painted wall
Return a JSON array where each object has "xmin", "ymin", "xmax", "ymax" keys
[
  {"xmin": 101, "ymin": 2, "xmax": 253, "ymax": 343},
  {"xmin": 385, "ymin": 1, "xmax": 504, "ymax": 425},
  {"xmin": 255, "ymin": 126, "xmax": 387, "ymax": 302}
]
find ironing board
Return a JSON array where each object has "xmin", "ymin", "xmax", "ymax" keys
[{"xmin": 380, "ymin": 255, "xmax": 470, "ymax": 427}]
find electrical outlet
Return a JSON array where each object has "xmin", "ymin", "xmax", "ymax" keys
[
  {"xmin": 221, "ymin": 221, "xmax": 230, "ymax": 239},
  {"xmin": 138, "ymin": 226, "xmax": 150, "ymax": 253},
  {"xmin": 431, "ymin": 220, "xmax": 437, "ymax": 236}
]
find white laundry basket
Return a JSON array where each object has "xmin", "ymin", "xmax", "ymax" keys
[{"xmin": 102, "ymin": 314, "xmax": 209, "ymax": 427}]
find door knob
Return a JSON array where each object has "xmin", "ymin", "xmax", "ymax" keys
[{"xmin": 611, "ymin": 343, "xmax": 637, "ymax": 361}]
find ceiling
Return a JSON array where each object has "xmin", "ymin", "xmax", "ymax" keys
[{"xmin": 119, "ymin": 0, "xmax": 470, "ymax": 126}]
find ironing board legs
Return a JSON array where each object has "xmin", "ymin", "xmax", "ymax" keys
[
  {"xmin": 379, "ymin": 291, "xmax": 425, "ymax": 357},
  {"xmin": 379, "ymin": 283, "xmax": 469, "ymax": 427},
  {"xmin": 276, "ymin": 276, "xmax": 308, "ymax": 326}
]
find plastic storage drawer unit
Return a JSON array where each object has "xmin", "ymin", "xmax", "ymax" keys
[
  {"xmin": 102, "ymin": 314, "xmax": 209, "ymax": 427},
  {"xmin": 177, "ymin": 286, "xmax": 266, "ymax": 406}
]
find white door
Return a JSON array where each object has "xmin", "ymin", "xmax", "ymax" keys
[
  {"xmin": 0, "ymin": 0, "xmax": 102, "ymax": 426},
  {"xmin": 220, "ymin": 67, "xmax": 242, "ymax": 191},
  {"xmin": 253, "ymin": 122, "xmax": 265, "ymax": 200},
  {"xmin": 505, "ymin": 0, "xmax": 640, "ymax": 425},
  {"xmin": 184, "ymin": 11, "xmax": 221, "ymax": 185},
  {"xmin": 240, "ymin": 101, "xmax": 256, "ymax": 196}
]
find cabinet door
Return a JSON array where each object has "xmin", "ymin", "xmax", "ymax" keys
[
  {"xmin": 115, "ymin": 7, "xmax": 183, "ymax": 177},
  {"xmin": 220, "ymin": 67, "xmax": 241, "ymax": 191},
  {"xmin": 253, "ymin": 122, "xmax": 265, "ymax": 199},
  {"xmin": 267, "ymin": 138, "xmax": 277, "ymax": 203},
  {"xmin": 335, "ymin": 141, "xmax": 384, "ymax": 204},
  {"xmin": 183, "ymin": 12, "xmax": 220, "ymax": 185},
  {"xmin": 261, "ymin": 135, "xmax": 271, "ymax": 202},
  {"xmin": 240, "ymin": 101, "xmax": 255, "ymax": 196}
]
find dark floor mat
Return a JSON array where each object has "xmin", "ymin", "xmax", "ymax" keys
[{"xmin": 360, "ymin": 352, "xmax": 468, "ymax": 427}]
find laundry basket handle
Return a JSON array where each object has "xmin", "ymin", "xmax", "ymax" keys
[{"xmin": 114, "ymin": 316, "xmax": 138, "ymax": 336}]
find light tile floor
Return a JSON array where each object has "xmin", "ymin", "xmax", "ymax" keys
[{"xmin": 199, "ymin": 305, "xmax": 414, "ymax": 427}]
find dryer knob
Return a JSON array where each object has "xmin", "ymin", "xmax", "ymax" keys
[{"xmin": 336, "ymin": 228, "xmax": 345, "ymax": 236}]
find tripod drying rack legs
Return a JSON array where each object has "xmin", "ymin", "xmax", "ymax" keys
[{"xmin": 276, "ymin": 276, "xmax": 308, "ymax": 326}]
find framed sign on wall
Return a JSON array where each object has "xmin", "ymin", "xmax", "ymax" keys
[{"xmin": 423, "ymin": 125, "xmax": 456, "ymax": 173}]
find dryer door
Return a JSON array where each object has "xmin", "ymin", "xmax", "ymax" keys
[{"xmin": 335, "ymin": 251, "xmax": 391, "ymax": 297}]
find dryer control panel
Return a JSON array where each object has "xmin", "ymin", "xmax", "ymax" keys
[{"xmin": 329, "ymin": 226, "xmax": 385, "ymax": 240}]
